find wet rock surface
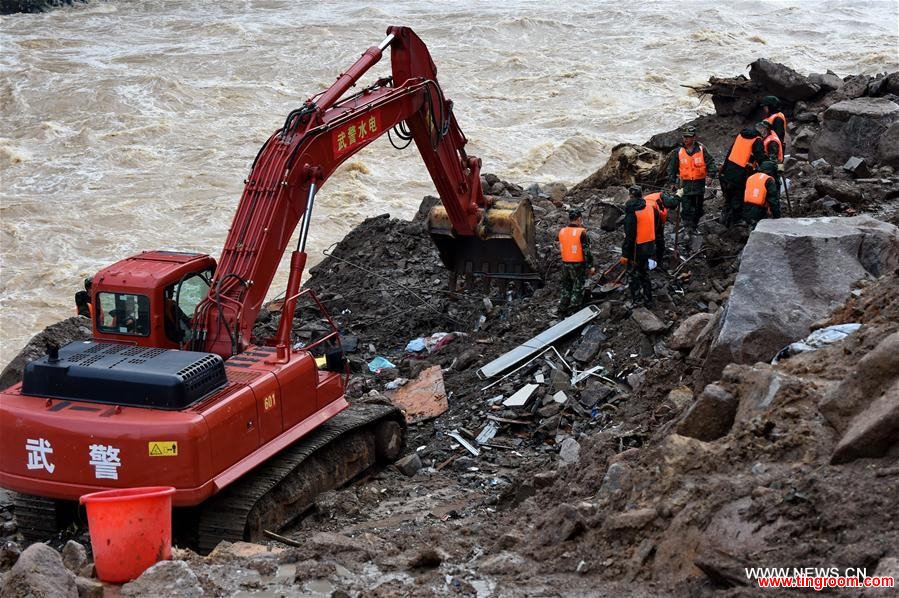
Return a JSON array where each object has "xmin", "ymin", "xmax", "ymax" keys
[{"xmin": 2, "ymin": 59, "xmax": 899, "ymax": 596}]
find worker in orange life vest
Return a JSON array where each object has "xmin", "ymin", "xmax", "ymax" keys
[
  {"xmin": 760, "ymin": 95, "xmax": 787, "ymax": 147},
  {"xmin": 621, "ymin": 186, "xmax": 664, "ymax": 308},
  {"xmin": 557, "ymin": 209, "xmax": 595, "ymax": 317},
  {"xmin": 756, "ymin": 120, "xmax": 783, "ymax": 164},
  {"xmin": 667, "ymin": 125, "xmax": 715, "ymax": 240},
  {"xmin": 718, "ymin": 127, "xmax": 767, "ymax": 226},
  {"xmin": 743, "ymin": 161, "xmax": 781, "ymax": 228},
  {"xmin": 643, "ymin": 190, "xmax": 680, "ymax": 234}
]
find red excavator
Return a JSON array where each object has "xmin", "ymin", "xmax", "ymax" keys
[{"xmin": 0, "ymin": 26, "xmax": 538, "ymax": 552}]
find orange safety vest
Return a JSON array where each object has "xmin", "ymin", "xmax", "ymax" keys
[
  {"xmin": 765, "ymin": 112, "xmax": 787, "ymax": 137},
  {"xmin": 762, "ymin": 131, "xmax": 783, "ymax": 162},
  {"xmin": 645, "ymin": 192, "xmax": 668, "ymax": 224},
  {"xmin": 727, "ymin": 135, "xmax": 758, "ymax": 168},
  {"xmin": 634, "ymin": 204, "xmax": 656, "ymax": 245},
  {"xmin": 558, "ymin": 226, "xmax": 586, "ymax": 263},
  {"xmin": 744, "ymin": 173, "xmax": 772, "ymax": 208},
  {"xmin": 678, "ymin": 146, "xmax": 708, "ymax": 180}
]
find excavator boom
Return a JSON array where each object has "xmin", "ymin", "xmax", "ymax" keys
[{"xmin": 191, "ymin": 26, "xmax": 538, "ymax": 358}]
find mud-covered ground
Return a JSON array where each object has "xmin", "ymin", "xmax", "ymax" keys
[{"xmin": 2, "ymin": 63, "xmax": 899, "ymax": 596}]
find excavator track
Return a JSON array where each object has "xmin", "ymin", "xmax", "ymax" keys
[
  {"xmin": 193, "ymin": 401, "xmax": 404, "ymax": 554},
  {"xmin": 13, "ymin": 493, "xmax": 79, "ymax": 545}
]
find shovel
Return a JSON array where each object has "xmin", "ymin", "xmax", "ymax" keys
[{"xmin": 592, "ymin": 262, "xmax": 627, "ymax": 294}]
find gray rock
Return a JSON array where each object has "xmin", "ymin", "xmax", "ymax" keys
[
  {"xmin": 75, "ymin": 576, "xmax": 103, "ymax": 598},
  {"xmin": 631, "ymin": 307, "xmax": 667, "ymax": 334},
  {"xmin": 748, "ymin": 58, "xmax": 820, "ymax": 101},
  {"xmin": 668, "ymin": 313, "xmax": 713, "ymax": 351},
  {"xmin": 549, "ymin": 367, "xmax": 570, "ymax": 393},
  {"xmin": 701, "ymin": 217, "xmax": 899, "ymax": 384},
  {"xmin": 830, "ymin": 383, "xmax": 899, "ymax": 464},
  {"xmin": 121, "ymin": 560, "xmax": 204, "ymax": 598},
  {"xmin": 820, "ymin": 332, "xmax": 899, "ymax": 433},
  {"xmin": 842, "ymin": 156, "xmax": 871, "ymax": 178},
  {"xmin": 536, "ymin": 503, "xmax": 584, "ymax": 546},
  {"xmin": 808, "ymin": 70, "xmax": 844, "ymax": 93},
  {"xmin": 879, "ymin": 122, "xmax": 899, "ymax": 168},
  {"xmin": 394, "ymin": 452, "xmax": 422, "ymax": 477},
  {"xmin": 676, "ymin": 384, "xmax": 738, "ymax": 441},
  {"xmin": 811, "ymin": 158, "xmax": 832, "ymax": 171},
  {"xmin": 579, "ymin": 380, "xmax": 615, "ymax": 408},
  {"xmin": 558, "ymin": 438, "xmax": 581, "ymax": 465},
  {"xmin": 0, "ymin": 542, "xmax": 77, "ymax": 598},
  {"xmin": 599, "ymin": 462, "xmax": 632, "ymax": 495},
  {"xmin": 61, "ymin": 540, "xmax": 87, "ymax": 574},
  {"xmin": 572, "ymin": 325, "xmax": 607, "ymax": 363},
  {"xmin": 814, "ymin": 178, "xmax": 864, "ymax": 205},
  {"xmin": 533, "ymin": 471, "xmax": 557, "ymax": 489},
  {"xmin": 810, "ymin": 98, "xmax": 899, "ymax": 166},
  {"xmin": 791, "ymin": 127, "xmax": 817, "ymax": 152}
]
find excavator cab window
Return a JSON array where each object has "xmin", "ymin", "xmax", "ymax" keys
[
  {"xmin": 164, "ymin": 268, "xmax": 213, "ymax": 343},
  {"xmin": 97, "ymin": 293, "xmax": 150, "ymax": 336}
]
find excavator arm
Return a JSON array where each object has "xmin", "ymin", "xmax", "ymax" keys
[{"xmin": 190, "ymin": 26, "xmax": 537, "ymax": 358}]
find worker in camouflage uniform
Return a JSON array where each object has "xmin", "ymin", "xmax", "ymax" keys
[
  {"xmin": 667, "ymin": 125, "xmax": 715, "ymax": 244},
  {"xmin": 557, "ymin": 209, "xmax": 595, "ymax": 317}
]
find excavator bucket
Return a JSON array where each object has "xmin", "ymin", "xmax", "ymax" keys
[{"xmin": 428, "ymin": 197, "xmax": 539, "ymax": 281}]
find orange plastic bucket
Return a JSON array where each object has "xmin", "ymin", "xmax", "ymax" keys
[{"xmin": 79, "ymin": 486, "xmax": 176, "ymax": 583}]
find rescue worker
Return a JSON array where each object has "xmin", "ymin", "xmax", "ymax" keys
[
  {"xmin": 557, "ymin": 209, "xmax": 595, "ymax": 316},
  {"xmin": 667, "ymin": 125, "xmax": 715, "ymax": 240},
  {"xmin": 644, "ymin": 190, "xmax": 680, "ymax": 230},
  {"xmin": 621, "ymin": 186, "xmax": 664, "ymax": 308},
  {"xmin": 74, "ymin": 277, "xmax": 93, "ymax": 319},
  {"xmin": 760, "ymin": 95, "xmax": 787, "ymax": 146},
  {"xmin": 757, "ymin": 120, "xmax": 783, "ymax": 164},
  {"xmin": 718, "ymin": 127, "xmax": 767, "ymax": 226},
  {"xmin": 743, "ymin": 161, "xmax": 781, "ymax": 228}
]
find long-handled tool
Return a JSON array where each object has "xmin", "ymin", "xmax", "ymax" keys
[
  {"xmin": 592, "ymin": 261, "xmax": 627, "ymax": 295},
  {"xmin": 782, "ymin": 174, "xmax": 793, "ymax": 216}
]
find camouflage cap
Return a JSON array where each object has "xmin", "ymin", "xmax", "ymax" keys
[
  {"xmin": 681, "ymin": 125, "xmax": 697, "ymax": 136},
  {"xmin": 628, "ymin": 185, "xmax": 643, "ymax": 198},
  {"xmin": 568, "ymin": 209, "xmax": 582, "ymax": 221},
  {"xmin": 761, "ymin": 95, "xmax": 780, "ymax": 107}
]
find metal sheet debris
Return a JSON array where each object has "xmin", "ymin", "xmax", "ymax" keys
[
  {"xmin": 503, "ymin": 383, "xmax": 538, "ymax": 407},
  {"xmin": 571, "ymin": 365, "xmax": 605, "ymax": 385},
  {"xmin": 475, "ymin": 421, "xmax": 499, "ymax": 445},
  {"xmin": 552, "ymin": 391, "xmax": 568, "ymax": 404},
  {"xmin": 477, "ymin": 306, "xmax": 601, "ymax": 379},
  {"xmin": 387, "ymin": 365, "xmax": 448, "ymax": 423},
  {"xmin": 447, "ymin": 429, "xmax": 481, "ymax": 457}
]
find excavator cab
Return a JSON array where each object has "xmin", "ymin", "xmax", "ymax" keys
[{"xmin": 90, "ymin": 251, "xmax": 216, "ymax": 350}]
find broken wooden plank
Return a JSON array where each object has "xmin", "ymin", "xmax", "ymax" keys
[{"xmin": 486, "ymin": 414, "xmax": 532, "ymax": 425}]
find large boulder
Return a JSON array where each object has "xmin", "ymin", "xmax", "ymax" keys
[
  {"xmin": 701, "ymin": 217, "xmax": 899, "ymax": 384},
  {"xmin": 748, "ymin": 58, "xmax": 820, "ymax": 101},
  {"xmin": 0, "ymin": 317, "xmax": 92, "ymax": 390},
  {"xmin": 879, "ymin": 122, "xmax": 899, "ymax": 168},
  {"xmin": 570, "ymin": 144, "xmax": 665, "ymax": 192},
  {"xmin": 810, "ymin": 98, "xmax": 899, "ymax": 166},
  {"xmin": 0, "ymin": 542, "xmax": 77, "ymax": 597}
]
